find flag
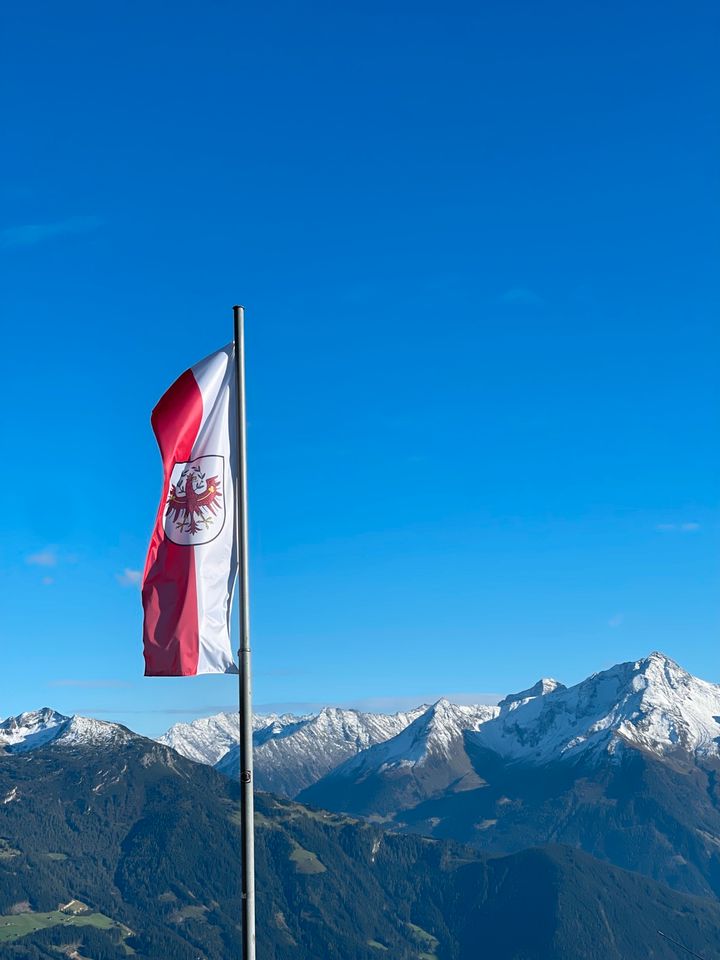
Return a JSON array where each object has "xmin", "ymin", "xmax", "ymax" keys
[{"xmin": 142, "ymin": 344, "xmax": 238, "ymax": 676}]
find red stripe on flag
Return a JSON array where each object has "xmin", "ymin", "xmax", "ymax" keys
[{"xmin": 142, "ymin": 368, "xmax": 203, "ymax": 676}]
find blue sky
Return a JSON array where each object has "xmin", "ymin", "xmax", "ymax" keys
[{"xmin": 1, "ymin": 0, "xmax": 718, "ymax": 736}]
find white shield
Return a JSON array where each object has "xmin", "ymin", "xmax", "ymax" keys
[{"xmin": 164, "ymin": 455, "xmax": 226, "ymax": 546}]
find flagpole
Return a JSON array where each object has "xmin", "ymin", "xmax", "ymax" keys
[{"xmin": 233, "ymin": 304, "xmax": 256, "ymax": 960}]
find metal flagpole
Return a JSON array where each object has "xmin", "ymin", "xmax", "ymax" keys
[{"xmin": 233, "ymin": 305, "xmax": 256, "ymax": 960}]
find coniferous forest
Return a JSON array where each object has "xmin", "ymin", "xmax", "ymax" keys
[{"xmin": 2, "ymin": 732, "xmax": 720, "ymax": 959}]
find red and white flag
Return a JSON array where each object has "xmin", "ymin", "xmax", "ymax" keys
[{"xmin": 142, "ymin": 345, "xmax": 238, "ymax": 676}]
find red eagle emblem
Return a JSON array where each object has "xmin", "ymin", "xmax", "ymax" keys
[{"xmin": 166, "ymin": 465, "xmax": 223, "ymax": 536}]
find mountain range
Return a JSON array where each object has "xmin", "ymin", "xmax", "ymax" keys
[
  {"xmin": 156, "ymin": 651, "xmax": 720, "ymax": 900},
  {"xmin": 301, "ymin": 650, "xmax": 720, "ymax": 801},
  {"xmin": 157, "ymin": 650, "xmax": 720, "ymax": 794},
  {"xmin": 1, "ymin": 700, "xmax": 720, "ymax": 960},
  {"xmin": 4, "ymin": 651, "xmax": 720, "ymax": 956}
]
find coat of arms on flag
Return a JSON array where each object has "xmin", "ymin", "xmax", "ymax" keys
[{"xmin": 164, "ymin": 455, "xmax": 225, "ymax": 545}]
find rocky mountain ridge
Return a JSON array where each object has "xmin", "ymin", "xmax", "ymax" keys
[
  {"xmin": 217, "ymin": 704, "xmax": 428, "ymax": 795},
  {"xmin": 158, "ymin": 709, "xmax": 301, "ymax": 765},
  {"xmin": 6, "ymin": 652, "xmax": 720, "ymax": 797}
]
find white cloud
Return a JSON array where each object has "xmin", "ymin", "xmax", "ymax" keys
[
  {"xmin": 116, "ymin": 568, "xmax": 142, "ymax": 587},
  {"xmin": 86, "ymin": 705, "xmax": 236, "ymax": 715},
  {"xmin": 26, "ymin": 546, "xmax": 58, "ymax": 567},
  {"xmin": 48, "ymin": 679, "xmax": 132, "ymax": 689}
]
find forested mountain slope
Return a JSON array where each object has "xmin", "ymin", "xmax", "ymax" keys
[{"xmin": 2, "ymin": 725, "xmax": 720, "ymax": 959}]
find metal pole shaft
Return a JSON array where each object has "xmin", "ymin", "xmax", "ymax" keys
[{"xmin": 233, "ymin": 305, "xmax": 255, "ymax": 960}]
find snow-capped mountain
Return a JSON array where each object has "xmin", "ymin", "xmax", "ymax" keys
[
  {"xmin": 0, "ymin": 708, "xmax": 68, "ymax": 752},
  {"xmin": 216, "ymin": 705, "xmax": 427, "ymax": 797},
  {"xmin": 299, "ymin": 699, "xmax": 499, "ymax": 813},
  {"xmin": 330, "ymin": 699, "xmax": 497, "ymax": 776},
  {"xmin": 158, "ymin": 711, "xmax": 300, "ymax": 766},
  {"xmin": 9, "ymin": 651, "xmax": 719, "ymax": 816},
  {"xmin": 473, "ymin": 651, "xmax": 720, "ymax": 766},
  {"xmin": 0, "ymin": 708, "xmax": 136, "ymax": 753},
  {"xmin": 166, "ymin": 651, "xmax": 720, "ymax": 802},
  {"xmin": 302, "ymin": 651, "xmax": 720, "ymax": 830},
  {"xmin": 52, "ymin": 715, "xmax": 137, "ymax": 748}
]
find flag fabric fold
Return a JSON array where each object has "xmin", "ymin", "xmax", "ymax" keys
[{"xmin": 142, "ymin": 344, "xmax": 238, "ymax": 676}]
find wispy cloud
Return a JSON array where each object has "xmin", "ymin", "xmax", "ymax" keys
[
  {"xmin": 1, "ymin": 215, "xmax": 102, "ymax": 250},
  {"xmin": 41, "ymin": 576, "xmax": 54, "ymax": 586},
  {"xmin": 348, "ymin": 693, "xmax": 502, "ymax": 710},
  {"xmin": 48, "ymin": 679, "xmax": 133, "ymax": 689},
  {"xmin": 88, "ymin": 692, "xmax": 505, "ymax": 719},
  {"xmin": 85, "ymin": 704, "xmax": 237, "ymax": 715},
  {"xmin": 116, "ymin": 568, "xmax": 142, "ymax": 587},
  {"xmin": 497, "ymin": 288, "xmax": 543, "ymax": 307},
  {"xmin": 251, "ymin": 702, "xmax": 334, "ymax": 715},
  {"xmin": 254, "ymin": 692, "xmax": 503, "ymax": 714},
  {"xmin": 655, "ymin": 522, "xmax": 701, "ymax": 533},
  {"xmin": 26, "ymin": 546, "xmax": 59, "ymax": 567},
  {"xmin": 608, "ymin": 613, "xmax": 624, "ymax": 629}
]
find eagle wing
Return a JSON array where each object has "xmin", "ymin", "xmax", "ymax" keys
[{"xmin": 193, "ymin": 475, "xmax": 222, "ymax": 514}]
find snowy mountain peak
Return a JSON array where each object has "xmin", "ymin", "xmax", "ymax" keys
[
  {"xmin": 54, "ymin": 716, "xmax": 135, "ymax": 747},
  {"xmin": 428, "ymin": 697, "xmax": 455, "ymax": 715},
  {"xmin": 474, "ymin": 651, "xmax": 720, "ymax": 765},
  {"xmin": 332, "ymin": 700, "xmax": 499, "ymax": 779},
  {"xmin": 498, "ymin": 678, "xmax": 566, "ymax": 708},
  {"xmin": 422, "ymin": 698, "xmax": 494, "ymax": 731},
  {"xmin": 0, "ymin": 709, "xmax": 136, "ymax": 753},
  {"xmin": 633, "ymin": 651, "xmax": 687, "ymax": 685},
  {"xmin": 0, "ymin": 708, "xmax": 69, "ymax": 751},
  {"xmin": 2, "ymin": 707, "xmax": 65, "ymax": 728},
  {"xmin": 645, "ymin": 650, "xmax": 679, "ymax": 665},
  {"xmin": 413, "ymin": 699, "xmax": 499, "ymax": 758}
]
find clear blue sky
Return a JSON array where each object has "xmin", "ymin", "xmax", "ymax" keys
[{"xmin": 1, "ymin": 1, "xmax": 718, "ymax": 736}]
